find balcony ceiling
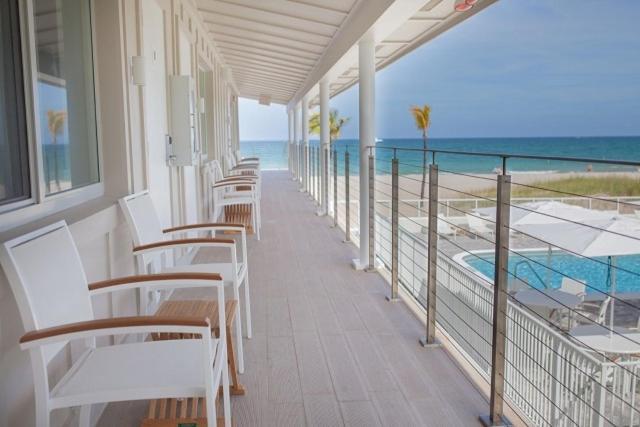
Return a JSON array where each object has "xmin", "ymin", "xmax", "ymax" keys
[
  {"xmin": 196, "ymin": 0, "xmax": 495, "ymax": 105},
  {"xmin": 196, "ymin": 0, "xmax": 361, "ymax": 104}
]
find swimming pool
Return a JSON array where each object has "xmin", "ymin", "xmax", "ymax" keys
[{"xmin": 463, "ymin": 249, "xmax": 640, "ymax": 294}]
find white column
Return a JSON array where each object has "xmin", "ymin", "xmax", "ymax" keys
[
  {"xmin": 319, "ymin": 79, "xmax": 330, "ymax": 215},
  {"xmin": 288, "ymin": 109, "xmax": 293, "ymax": 173},
  {"xmin": 293, "ymin": 105, "xmax": 299, "ymax": 180},
  {"xmin": 354, "ymin": 35, "xmax": 375, "ymax": 270},
  {"xmin": 302, "ymin": 96, "xmax": 309, "ymax": 192}
]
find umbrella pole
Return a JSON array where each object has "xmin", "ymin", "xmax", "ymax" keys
[
  {"xmin": 609, "ymin": 256, "xmax": 617, "ymax": 337},
  {"xmin": 546, "ymin": 245, "xmax": 552, "ymax": 287}
]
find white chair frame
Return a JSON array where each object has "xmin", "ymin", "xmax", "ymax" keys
[
  {"xmin": 119, "ymin": 191, "xmax": 252, "ymax": 372},
  {"xmin": 0, "ymin": 221, "xmax": 231, "ymax": 427}
]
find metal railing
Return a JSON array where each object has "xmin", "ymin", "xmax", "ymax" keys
[{"xmin": 299, "ymin": 145, "xmax": 640, "ymax": 427}]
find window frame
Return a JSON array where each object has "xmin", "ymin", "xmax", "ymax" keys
[{"xmin": 0, "ymin": 0, "xmax": 103, "ymax": 231}]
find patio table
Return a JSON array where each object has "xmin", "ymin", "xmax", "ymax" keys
[{"xmin": 570, "ymin": 324, "xmax": 640, "ymax": 355}]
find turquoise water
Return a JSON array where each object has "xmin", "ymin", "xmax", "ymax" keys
[
  {"xmin": 465, "ymin": 251, "xmax": 640, "ymax": 294},
  {"xmin": 241, "ymin": 136, "xmax": 640, "ymax": 174}
]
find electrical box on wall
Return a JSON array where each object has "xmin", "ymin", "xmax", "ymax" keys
[{"xmin": 167, "ymin": 75, "xmax": 197, "ymax": 166}]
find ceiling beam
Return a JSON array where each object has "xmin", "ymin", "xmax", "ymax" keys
[
  {"xmin": 202, "ymin": 13, "xmax": 333, "ymax": 43},
  {"xmin": 197, "ymin": 0, "xmax": 340, "ymax": 36},
  {"xmin": 219, "ymin": 49, "xmax": 313, "ymax": 71}
]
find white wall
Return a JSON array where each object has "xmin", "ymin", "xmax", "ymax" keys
[{"xmin": 0, "ymin": 0, "xmax": 238, "ymax": 425}]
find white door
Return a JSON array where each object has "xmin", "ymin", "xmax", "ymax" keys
[
  {"xmin": 178, "ymin": 28, "xmax": 200, "ymax": 225},
  {"xmin": 141, "ymin": 0, "xmax": 172, "ymax": 228}
]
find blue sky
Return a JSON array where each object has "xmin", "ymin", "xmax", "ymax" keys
[{"xmin": 239, "ymin": 0, "xmax": 640, "ymax": 141}]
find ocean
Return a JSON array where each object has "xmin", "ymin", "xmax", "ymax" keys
[{"xmin": 240, "ymin": 136, "xmax": 640, "ymax": 175}]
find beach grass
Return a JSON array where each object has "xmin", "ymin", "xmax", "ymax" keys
[{"xmin": 480, "ymin": 176, "xmax": 640, "ymax": 198}]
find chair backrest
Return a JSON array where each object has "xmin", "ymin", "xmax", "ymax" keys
[
  {"xmin": 119, "ymin": 191, "xmax": 167, "ymax": 272},
  {"xmin": 437, "ymin": 214, "xmax": 454, "ymax": 235},
  {"xmin": 596, "ymin": 296, "xmax": 612, "ymax": 324},
  {"xmin": 560, "ymin": 278, "xmax": 586, "ymax": 299},
  {"xmin": 0, "ymin": 221, "xmax": 94, "ymax": 362},
  {"xmin": 119, "ymin": 191, "xmax": 165, "ymax": 247}
]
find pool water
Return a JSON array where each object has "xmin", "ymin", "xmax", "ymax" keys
[{"xmin": 465, "ymin": 251, "xmax": 640, "ymax": 294}]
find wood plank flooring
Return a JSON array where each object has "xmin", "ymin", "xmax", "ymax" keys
[{"xmin": 97, "ymin": 171, "xmax": 489, "ymax": 427}]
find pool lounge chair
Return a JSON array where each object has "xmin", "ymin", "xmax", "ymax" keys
[
  {"xmin": 0, "ymin": 221, "xmax": 231, "ymax": 427},
  {"xmin": 465, "ymin": 213, "xmax": 494, "ymax": 239}
]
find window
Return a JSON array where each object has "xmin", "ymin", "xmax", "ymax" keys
[
  {"xmin": 0, "ymin": 0, "xmax": 30, "ymax": 207},
  {"xmin": 34, "ymin": 0, "xmax": 99, "ymax": 195}
]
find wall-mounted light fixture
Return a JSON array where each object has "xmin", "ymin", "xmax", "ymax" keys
[
  {"xmin": 454, "ymin": 0, "xmax": 474, "ymax": 12},
  {"xmin": 131, "ymin": 56, "xmax": 146, "ymax": 86},
  {"xmin": 259, "ymin": 95, "xmax": 271, "ymax": 106}
]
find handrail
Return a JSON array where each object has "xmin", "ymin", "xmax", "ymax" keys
[
  {"xmin": 369, "ymin": 144, "xmax": 640, "ymax": 167},
  {"xmin": 513, "ymin": 260, "xmax": 548, "ymax": 289}
]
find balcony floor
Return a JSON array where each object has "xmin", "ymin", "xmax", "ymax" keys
[{"xmin": 98, "ymin": 170, "xmax": 489, "ymax": 427}]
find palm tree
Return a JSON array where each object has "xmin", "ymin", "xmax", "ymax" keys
[
  {"xmin": 309, "ymin": 109, "xmax": 350, "ymax": 146},
  {"xmin": 410, "ymin": 105, "xmax": 431, "ymax": 203},
  {"xmin": 47, "ymin": 110, "xmax": 67, "ymax": 191}
]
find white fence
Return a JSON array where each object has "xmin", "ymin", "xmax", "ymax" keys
[{"xmin": 373, "ymin": 215, "xmax": 640, "ymax": 426}]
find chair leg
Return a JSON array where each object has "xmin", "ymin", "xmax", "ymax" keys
[
  {"xmin": 234, "ymin": 283, "xmax": 245, "ymax": 374},
  {"xmin": 35, "ymin": 394, "xmax": 50, "ymax": 427},
  {"xmin": 244, "ymin": 274, "xmax": 252, "ymax": 339},
  {"xmin": 79, "ymin": 405, "xmax": 91, "ymax": 427},
  {"xmin": 221, "ymin": 345, "xmax": 232, "ymax": 427}
]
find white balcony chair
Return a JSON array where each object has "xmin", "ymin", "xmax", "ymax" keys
[
  {"xmin": 119, "ymin": 191, "xmax": 251, "ymax": 372},
  {"xmin": 225, "ymin": 152, "xmax": 260, "ymax": 178},
  {"xmin": 235, "ymin": 150, "xmax": 260, "ymax": 165},
  {"xmin": 0, "ymin": 221, "xmax": 230, "ymax": 427},
  {"xmin": 205, "ymin": 162, "xmax": 261, "ymax": 240},
  {"xmin": 209, "ymin": 159, "xmax": 261, "ymax": 199}
]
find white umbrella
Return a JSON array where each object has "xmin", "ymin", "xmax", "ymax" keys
[
  {"xmin": 517, "ymin": 216, "xmax": 640, "ymax": 333},
  {"xmin": 475, "ymin": 200, "xmax": 615, "ymax": 226}
]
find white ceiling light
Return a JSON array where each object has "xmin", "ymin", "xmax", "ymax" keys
[{"xmin": 259, "ymin": 95, "xmax": 271, "ymax": 106}]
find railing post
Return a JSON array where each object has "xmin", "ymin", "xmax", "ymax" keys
[
  {"xmin": 323, "ymin": 146, "xmax": 329, "ymax": 214},
  {"xmin": 317, "ymin": 146, "xmax": 321, "ymax": 205},
  {"xmin": 309, "ymin": 147, "xmax": 316, "ymax": 200},
  {"xmin": 304, "ymin": 144, "xmax": 308, "ymax": 193},
  {"xmin": 333, "ymin": 149, "xmax": 338, "ymax": 227},
  {"xmin": 367, "ymin": 151, "xmax": 376, "ymax": 270},
  {"xmin": 345, "ymin": 150, "xmax": 351, "ymax": 242},
  {"xmin": 480, "ymin": 173, "xmax": 512, "ymax": 427},
  {"xmin": 420, "ymin": 164, "xmax": 441, "ymax": 347},
  {"xmin": 387, "ymin": 154, "xmax": 399, "ymax": 301}
]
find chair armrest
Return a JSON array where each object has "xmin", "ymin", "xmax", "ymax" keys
[
  {"xmin": 231, "ymin": 164, "xmax": 259, "ymax": 171},
  {"xmin": 213, "ymin": 181, "xmax": 256, "ymax": 190},
  {"xmin": 132, "ymin": 238, "xmax": 235, "ymax": 255},
  {"xmin": 240, "ymin": 157, "xmax": 259, "ymax": 161},
  {"xmin": 88, "ymin": 272, "xmax": 223, "ymax": 295},
  {"xmin": 20, "ymin": 316, "xmax": 211, "ymax": 349},
  {"xmin": 217, "ymin": 176, "xmax": 257, "ymax": 183},
  {"xmin": 163, "ymin": 223, "xmax": 246, "ymax": 235}
]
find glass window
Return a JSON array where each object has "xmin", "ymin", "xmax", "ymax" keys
[
  {"xmin": 0, "ymin": 0, "xmax": 30, "ymax": 207},
  {"xmin": 34, "ymin": 0, "xmax": 99, "ymax": 195}
]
